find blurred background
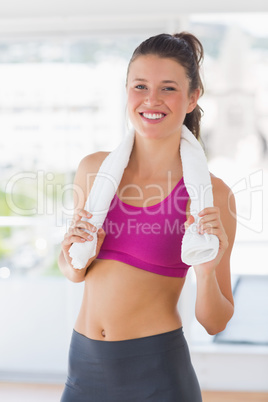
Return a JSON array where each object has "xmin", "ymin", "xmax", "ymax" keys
[{"xmin": 0, "ymin": 0, "xmax": 268, "ymax": 401}]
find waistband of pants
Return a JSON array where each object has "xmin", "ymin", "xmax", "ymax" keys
[{"xmin": 71, "ymin": 327, "xmax": 186, "ymax": 359}]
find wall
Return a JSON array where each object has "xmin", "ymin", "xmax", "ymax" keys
[{"xmin": 0, "ymin": 0, "xmax": 268, "ymax": 19}]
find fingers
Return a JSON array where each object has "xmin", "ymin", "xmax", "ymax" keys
[
  {"xmin": 71, "ymin": 209, "xmax": 97, "ymax": 234},
  {"xmin": 185, "ymin": 208, "xmax": 222, "ymax": 234},
  {"xmin": 62, "ymin": 226, "xmax": 106, "ymax": 270},
  {"xmin": 197, "ymin": 208, "xmax": 220, "ymax": 235},
  {"xmin": 66, "ymin": 227, "xmax": 94, "ymax": 242},
  {"xmin": 197, "ymin": 207, "xmax": 228, "ymax": 248},
  {"xmin": 184, "ymin": 215, "xmax": 195, "ymax": 230},
  {"xmin": 198, "ymin": 206, "xmax": 220, "ymax": 217},
  {"xmin": 197, "ymin": 218, "xmax": 219, "ymax": 234},
  {"xmin": 63, "ymin": 227, "xmax": 104, "ymax": 246},
  {"xmin": 73, "ymin": 209, "xmax": 92, "ymax": 222},
  {"xmin": 61, "ymin": 210, "xmax": 99, "ymax": 250},
  {"xmin": 62, "ymin": 234, "xmax": 87, "ymax": 246}
]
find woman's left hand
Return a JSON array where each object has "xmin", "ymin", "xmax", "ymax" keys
[
  {"xmin": 197, "ymin": 206, "xmax": 229, "ymax": 272},
  {"xmin": 185, "ymin": 206, "xmax": 229, "ymax": 273}
]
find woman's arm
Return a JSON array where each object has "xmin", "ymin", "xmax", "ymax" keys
[
  {"xmin": 190, "ymin": 176, "xmax": 237, "ymax": 335},
  {"xmin": 58, "ymin": 152, "xmax": 108, "ymax": 282}
]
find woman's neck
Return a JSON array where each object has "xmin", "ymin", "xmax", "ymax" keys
[{"xmin": 128, "ymin": 131, "xmax": 182, "ymax": 180}]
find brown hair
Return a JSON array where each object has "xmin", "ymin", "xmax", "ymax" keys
[{"xmin": 127, "ymin": 32, "xmax": 204, "ymax": 139}]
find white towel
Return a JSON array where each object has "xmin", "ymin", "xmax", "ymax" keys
[
  {"xmin": 69, "ymin": 125, "xmax": 219, "ymax": 269},
  {"xmin": 68, "ymin": 132, "xmax": 135, "ymax": 269},
  {"xmin": 180, "ymin": 126, "xmax": 219, "ymax": 265}
]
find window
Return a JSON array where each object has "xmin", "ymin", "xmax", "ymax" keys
[
  {"xmin": 0, "ymin": 36, "xmax": 143, "ymax": 278},
  {"xmin": 187, "ymin": 15, "xmax": 268, "ymax": 350}
]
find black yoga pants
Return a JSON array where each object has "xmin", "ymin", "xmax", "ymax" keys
[{"xmin": 60, "ymin": 327, "xmax": 202, "ymax": 402}]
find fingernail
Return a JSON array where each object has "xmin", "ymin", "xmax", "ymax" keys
[{"xmin": 87, "ymin": 235, "xmax": 93, "ymax": 240}]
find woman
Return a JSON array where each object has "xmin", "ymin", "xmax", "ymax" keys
[{"xmin": 59, "ymin": 32, "xmax": 236, "ymax": 402}]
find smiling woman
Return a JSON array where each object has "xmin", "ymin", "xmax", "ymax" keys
[
  {"xmin": 59, "ymin": 32, "xmax": 236, "ymax": 402},
  {"xmin": 0, "ymin": 13, "xmax": 267, "ymax": 394},
  {"xmin": 126, "ymin": 32, "xmax": 204, "ymax": 137},
  {"xmin": 126, "ymin": 55, "xmax": 200, "ymax": 138}
]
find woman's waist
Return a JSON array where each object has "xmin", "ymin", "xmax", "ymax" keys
[
  {"xmin": 77, "ymin": 293, "xmax": 182, "ymax": 341},
  {"xmin": 71, "ymin": 326, "xmax": 186, "ymax": 357},
  {"xmin": 75, "ymin": 310, "xmax": 182, "ymax": 341}
]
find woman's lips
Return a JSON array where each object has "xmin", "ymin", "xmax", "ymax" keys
[{"xmin": 139, "ymin": 112, "xmax": 167, "ymax": 124}]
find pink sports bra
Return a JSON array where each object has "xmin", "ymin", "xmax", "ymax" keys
[{"xmin": 97, "ymin": 176, "xmax": 190, "ymax": 277}]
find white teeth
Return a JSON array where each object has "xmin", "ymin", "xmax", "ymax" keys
[{"xmin": 142, "ymin": 113, "xmax": 165, "ymax": 120}]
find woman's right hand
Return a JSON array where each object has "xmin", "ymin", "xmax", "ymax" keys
[{"xmin": 61, "ymin": 209, "xmax": 106, "ymax": 271}]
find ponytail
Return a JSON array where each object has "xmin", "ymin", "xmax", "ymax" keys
[{"xmin": 173, "ymin": 33, "xmax": 204, "ymax": 139}]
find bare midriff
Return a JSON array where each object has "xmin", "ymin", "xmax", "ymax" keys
[{"xmin": 74, "ymin": 258, "xmax": 186, "ymax": 341}]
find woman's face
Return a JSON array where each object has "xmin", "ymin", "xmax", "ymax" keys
[{"xmin": 126, "ymin": 55, "xmax": 199, "ymax": 140}]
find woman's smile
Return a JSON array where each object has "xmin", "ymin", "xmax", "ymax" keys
[
  {"xmin": 126, "ymin": 54, "xmax": 199, "ymax": 139},
  {"xmin": 139, "ymin": 110, "xmax": 167, "ymax": 124}
]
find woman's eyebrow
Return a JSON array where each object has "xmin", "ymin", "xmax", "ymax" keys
[
  {"xmin": 161, "ymin": 80, "xmax": 179, "ymax": 85},
  {"xmin": 132, "ymin": 78, "xmax": 147, "ymax": 82},
  {"xmin": 133, "ymin": 78, "xmax": 179, "ymax": 85}
]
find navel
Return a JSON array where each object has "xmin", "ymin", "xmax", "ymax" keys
[{"xmin": 101, "ymin": 329, "xmax": 106, "ymax": 338}]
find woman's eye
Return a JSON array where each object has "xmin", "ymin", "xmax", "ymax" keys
[
  {"xmin": 163, "ymin": 87, "xmax": 175, "ymax": 91},
  {"xmin": 135, "ymin": 85, "xmax": 146, "ymax": 90}
]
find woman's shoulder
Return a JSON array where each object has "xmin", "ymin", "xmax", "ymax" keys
[
  {"xmin": 78, "ymin": 151, "xmax": 110, "ymax": 174},
  {"xmin": 211, "ymin": 172, "xmax": 231, "ymax": 193},
  {"xmin": 210, "ymin": 173, "xmax": 236, "ymax": 212},
  {"xmin": 74, "ymin": 152, "xmax": 110, "ymax": 202}
]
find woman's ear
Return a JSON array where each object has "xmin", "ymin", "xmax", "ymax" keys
[{"xmin": 186, "ymin": 89, "xmax": 200, "ymax": 114}]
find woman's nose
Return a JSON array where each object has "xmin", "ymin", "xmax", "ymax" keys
[{"xmin": 144, "ymin": 89, "xmax": 162, "ymax": 106}]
